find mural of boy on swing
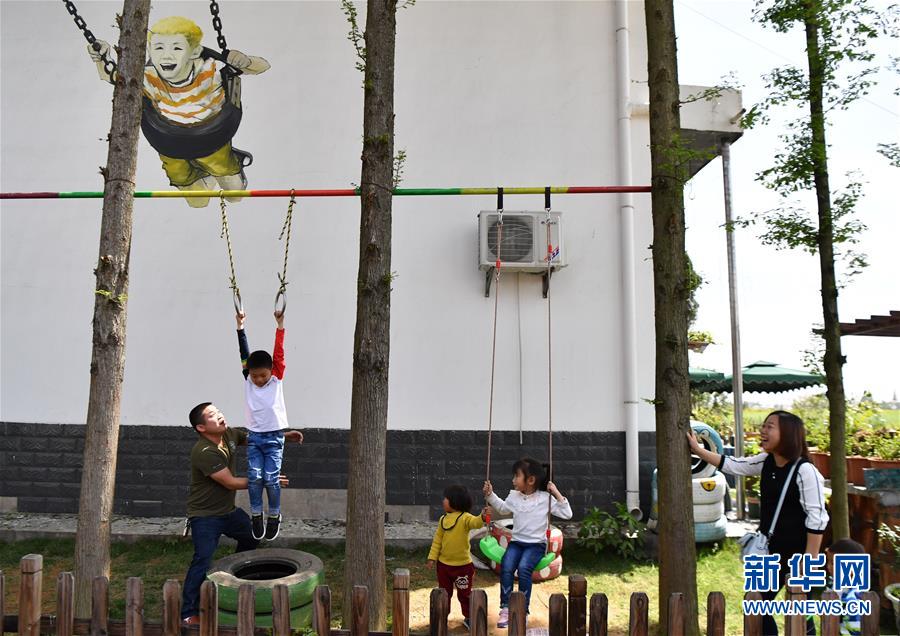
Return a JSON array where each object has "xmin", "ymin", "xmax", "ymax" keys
[{"xmin": 88, "ymin": 16, "xmax": 269, "ymax": 208}]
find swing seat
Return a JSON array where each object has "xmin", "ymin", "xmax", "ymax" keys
[
  {"xmin": 478, "ymin": 535, "xmax": 556, "ymax": 570},
  {"xmin": 141, "ymin": 51, "xmax": 243, "ymax": 160}
]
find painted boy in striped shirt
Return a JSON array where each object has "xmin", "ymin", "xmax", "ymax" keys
[{"xmin": 88, "ymin": 16, "xmax": 269, "ymax": 207}]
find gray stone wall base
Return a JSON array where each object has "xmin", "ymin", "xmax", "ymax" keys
[{"xmin": 0, "ymin": 423, "xmax": 657, "ymax": 520}]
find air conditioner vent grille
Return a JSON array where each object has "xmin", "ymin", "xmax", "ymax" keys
[{"xmin": 486, "ymin": 216, "xmax": 533, "ymax": 262}]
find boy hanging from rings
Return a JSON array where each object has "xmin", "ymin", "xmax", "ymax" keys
[{"xmin": 237, "ymin": 309, "xmax": 303, "ymax": 541}]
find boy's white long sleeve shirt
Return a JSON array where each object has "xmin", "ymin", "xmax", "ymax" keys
[{"xmin": 486, "ymin": 490, "xmax": 573, "ymax": 543}]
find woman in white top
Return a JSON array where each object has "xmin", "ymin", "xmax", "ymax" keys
[{"xmin": 689, "ymin": 410, "xmax": 828, "ymax": 635}]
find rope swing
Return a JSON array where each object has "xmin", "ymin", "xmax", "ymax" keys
[
  {"xmin": 484, "ymin": 188, "xmax": 504, "ymax": 525},
  {"xmin": 218, "ymin": 191, "xmax": 296, "ymax": 315},
  {"xmin": 219, "ymin": 192, "xmax": 243, "ymax": 314},
  {"xmin": 479, "ymin": 188, "xmax": 558, "ymax": 571}
]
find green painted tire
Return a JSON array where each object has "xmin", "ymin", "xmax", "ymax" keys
[
  {"xmin": 478, "ymin": 535, "xmax": 555, "ymax": 570},
  {"xmin": 217, "ymin": 601, "xmax": 313, "ymax": 629},
  {"xmin": 208, "ymin": 549, "xmax": 324, "ymax": 613}
]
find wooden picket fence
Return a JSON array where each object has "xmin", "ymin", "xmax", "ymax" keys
[{"xmin": 0, "ymin": 554, "xmax": 884, "ymax": 635}]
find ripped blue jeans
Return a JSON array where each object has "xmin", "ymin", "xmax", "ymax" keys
[{"xmin": 247, "ymin": 430, "xmax": 285, "ymax": 516}]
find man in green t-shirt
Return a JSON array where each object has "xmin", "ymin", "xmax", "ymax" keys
[{"xmin": 180, "ymin": 401, "xmax": 301, "ymax": 624}]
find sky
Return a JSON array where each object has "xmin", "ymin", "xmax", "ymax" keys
[{"xmin": 673, "ymin": 0, "xmax": 899, "ymax": 405}]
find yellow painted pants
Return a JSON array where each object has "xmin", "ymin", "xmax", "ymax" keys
[{"xmin": 159, "ymin": 142, "xmax": 241, "ymax": 187}]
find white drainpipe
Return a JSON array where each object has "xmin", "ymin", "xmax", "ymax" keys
[{"xmin": 615, "ymin": 0, "xmax": 641, "ymax": 519}]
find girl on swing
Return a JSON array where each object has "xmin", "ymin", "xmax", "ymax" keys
[{"xmin": 483, "ymin": 457, "xmax": 572, "ymax": 628}]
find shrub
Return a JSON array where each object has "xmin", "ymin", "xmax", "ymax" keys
[{"xmin": 578, "ymin": 502, "xmax": 647, "ymax": 560}]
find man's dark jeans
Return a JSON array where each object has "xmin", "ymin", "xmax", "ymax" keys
[{"xmin": 181, "ymin": 508, "xmax": 259, "ymax": 619}]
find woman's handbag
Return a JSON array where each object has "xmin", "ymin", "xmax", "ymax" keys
[
  {"xmin": 739, "ymin": 460, "xmax": 799, "ymax": 559},
  {"xmin": 739, "ymin": 530, "xmax": 770, "ymax": 557}
]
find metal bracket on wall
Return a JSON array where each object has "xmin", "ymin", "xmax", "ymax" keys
[
  {"xmin": 542, "ymin": 270, "xmax": 552, "ymax": 298},
  {"xmin": 485, "ymin": 268, "xmax": 495, "ymax": 298}
]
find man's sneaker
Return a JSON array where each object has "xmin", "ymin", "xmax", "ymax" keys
[
  {"xmin": 497, "ymin": 608, "xmax": 509, "ymax": 629},
  {"xmin": 251, "ymin": 514, "xmax": 266, "ymax": 540},
  {"xmin": 462, "ymin": 618, "xmax": 470, "ymax": 631},
  {"xmin": 182, "ymin": 615, "xmax": 200, "ymax": 626},
  {"xmin": 265, "ymin": 514, "xmax": 282, "ymax": 541}
]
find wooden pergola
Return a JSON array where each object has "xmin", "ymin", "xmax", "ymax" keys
[{"xmin": 839, "ymin": 310, "xmax": 900, "ymax": 337}]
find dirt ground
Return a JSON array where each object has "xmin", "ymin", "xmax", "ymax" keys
[{"xmin": 408, "ymin": 578, "xmax": 559, "ymax": 634}]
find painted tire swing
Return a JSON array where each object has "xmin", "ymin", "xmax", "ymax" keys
[
  {"xmin": 477, "ymin": 532, "xmax": 564, "ymax": 582},
  {"xmin": 487, "ymin": 550, "xmax": 564, "ymax": 582},
  {"xmin": 62, "ymin": 3, "xmax": 247, "ymax": 162},
  {"xmin": 489, "ymin": 518, "xmax": 564, "ymax": 554},
  {"xmin": 207, "ymin": 549, "xmax": 323, "ymax": 614},
  {"xmin": 141, "ymin": 49, "xmax": 244, "ymax": 160},
  {"xmin": 478, "ymin": 519, "xmax": 564, "ymax": 581}
]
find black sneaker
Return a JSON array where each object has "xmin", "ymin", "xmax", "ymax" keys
[
  {"xmin": 462, "ymin": 619, "xmax": 470, "ymax": 631},
  {"xmin": 264, "ymin": 514, "xmax": 281, "ymax": 541},
  {"xmin": 251, "ymin": 514, "xmax": 265, "ymax": 540}
]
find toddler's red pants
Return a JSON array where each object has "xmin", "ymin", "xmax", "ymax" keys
[{"xmin": 436, "ymin": 561, "xmax": 476, "ymax": 619}]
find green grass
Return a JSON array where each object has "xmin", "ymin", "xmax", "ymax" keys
[
  {"xmin": 1, "ymin": 537, "xmax": 750, "ymax": 634},
  {"xmin": 4, "ymin": 537, "xmax": 893, "ymax": 635},
  {"xmin": 883, "ymin": 410, "xmax": 900, "ymax": 428}
]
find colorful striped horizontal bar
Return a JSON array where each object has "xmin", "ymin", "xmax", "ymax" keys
[{"xmin": 0, "ymin": 185, "xmax": 651, "ymax": 200}]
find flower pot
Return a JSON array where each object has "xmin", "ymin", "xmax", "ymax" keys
[
  {"xmin": 746, "ymin": 496, "xmax": 761, "ymax": 519},
  {"xmin": 872, "ymin": 459, "xmax": 900, "ymax": 470},
  {"xmin": 847, "ymin": 456, "xmax": 872, "ymax": 485},
  {"xmin": 884, "ymin": 582, "xmax": 900, "ymax": 633},
  {"xmin": 809, "ymin": 450, "xmax": 831, "ymax": 479},
  {"xmin": 688, "ymin": 340, "xmax": 710, "ymax": 353}
]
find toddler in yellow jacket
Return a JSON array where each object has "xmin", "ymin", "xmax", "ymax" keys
[{"xmin": 427, "ymin": 485, "xmax": 486, "ymax": 628}]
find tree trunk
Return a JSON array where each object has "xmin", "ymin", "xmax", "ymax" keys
[
  {"xmin": 644, "ymin": 1, "xmax": 700, "ymax": 635},
  {"xmin": 342, "ymin": 0, "xmax": 396, "ymax": 629},
  {"xmin": 73, "ymin": 0, "xmax": 150, "ymax": 618},
  {"xmin": 804, "ymin": 4, "xmax": 849, "ymax": 540}
]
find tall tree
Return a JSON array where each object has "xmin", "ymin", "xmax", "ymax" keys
[
  {"xmin": 747, "ymin": 0, "xmax": 896, "ymax": 539},
  {"xmin": 342, "ymin": 0, "xmax": 397, "ymax": 628},
  {"xmin": 73, "ymin": 0, "xmax": 150, "ymax": 617},
  {"xmin": 644, "ymin": 1, "xmax": 700, "ymax": 634}
]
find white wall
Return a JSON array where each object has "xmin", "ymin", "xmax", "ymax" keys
[{"xmin": 0, "ymin": 1, "xmax": 656, "ymax": 432}]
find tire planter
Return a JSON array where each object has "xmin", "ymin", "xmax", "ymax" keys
[
  {"xmin": 690, "ymin": 421, "xmax": 724, "ymax": 479},
  {"xmin": 693, "ymin": 500, "xmax": 725, "ymax": 524},
  {"xmin": 652, "ymin": 470, "xmax": 727, "ymax": 521},
  {"xmin": 218, "ymin": 601, "xmax": 313, "ymax": 629},
  {"xmin": 489, "ymin": 519, "xmax": 564, "ymax": 555},
  {"xmin": 691, "ymin": 472, "xmax": 727, "ymax": 504},
  {"xmin": 694, "ymin": 516, "xmax": 727, "ymax": 543},
  {"xmin": 487, "ymin": 552, "xmax": 563, "ymax": 582},
  {"xmin": 208, "ymin": 549, "xmax": 324, "ymax": 614}
]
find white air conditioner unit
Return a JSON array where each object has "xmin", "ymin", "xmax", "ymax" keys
[{"xmin": 478, "ymin": 210, "xmax": 566, "ymax": 273}]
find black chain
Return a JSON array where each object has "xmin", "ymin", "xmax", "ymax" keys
[
  {"xmin": 63, "ymin": 0, "xmax": 117, "ymax": 77},
  {"xmin": 209, "ymin": 0, "xmax": 228, "ymax": 52}
]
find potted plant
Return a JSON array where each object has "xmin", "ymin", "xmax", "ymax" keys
[
  {"xmin": 878, "ymin": 524, "xmax": 900, "ymax": 630},
  {"xmin": 687, "ymin": 330, "xmax": 714, "ymax": 353},
  {"xmin": 872, "ymin": 430, "xmax": 900, "ymax": 469},
  {"xmin": 744, "ymin": 475, "xmax": 761, "ymax": 518},
  {"xmin": 805, "ymin": 418, "xmax": 831, "ymax": 478},
  {"xmin": 742, "ymin": 437, "xmax": 762, "ymax": 518},
  {"xmin": 846, "ymin": 430, "xmax": 875, "ymax": 485}
]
